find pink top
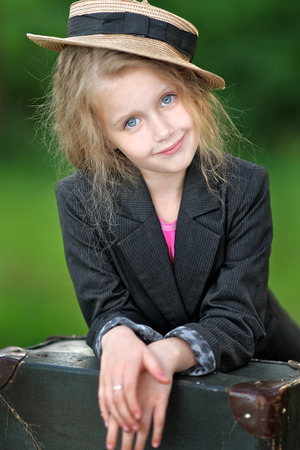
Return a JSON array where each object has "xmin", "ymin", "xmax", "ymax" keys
[{"xmin": 159, "ymin": 217, "xmax": 177, "ymax": 264}]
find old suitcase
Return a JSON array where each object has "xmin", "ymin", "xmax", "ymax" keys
[{"xmin": 0, "ymin": 338, "xmax": 300, "ymax": 450}]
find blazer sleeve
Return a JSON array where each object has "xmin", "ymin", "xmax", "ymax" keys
[
  {"xmin": 184, "ymin": 163, "xmax": 273, "ymax": 372},
  {"xmin": 55, "ymin": 175, "xmax": 156, "ymax": 351}
]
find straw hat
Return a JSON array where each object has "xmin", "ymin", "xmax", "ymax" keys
[{"xmin": 27, "ymin": 0, "xmax": 225, "ymax": 90}]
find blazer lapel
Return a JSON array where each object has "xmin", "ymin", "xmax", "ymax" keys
[
  {"xmin": 174, "ymin": 161, "xmax": 222, "ymax": 319},
  {"xmin": 115, "ymin": 160, "xmax": 222, "ymax": 326},
  {"xmin": 116, "ymin": 178, "xmax": 190, "ymax": 327}
]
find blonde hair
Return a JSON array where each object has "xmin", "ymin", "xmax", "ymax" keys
[{"xmin": 49, "ymin": 46, "xmax": 237, "ymax": 213}]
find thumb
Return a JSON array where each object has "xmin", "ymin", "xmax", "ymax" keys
[{"xmin": 142, "ymin": 349, "xmax": 171, "ymax": 384}]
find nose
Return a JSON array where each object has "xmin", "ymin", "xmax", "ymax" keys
[{"xmin": 152, "ymin": 114, "xmax": 174, "ymax": 142}]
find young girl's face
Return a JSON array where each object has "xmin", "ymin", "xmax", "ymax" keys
[{"xmin": 98, "ymin": 66, "xmax": 198, "ymax": 181}]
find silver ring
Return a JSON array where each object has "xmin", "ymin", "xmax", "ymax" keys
[{"xmin": 113, "ymin": 384, "xmax": 123, "ymax": 392}]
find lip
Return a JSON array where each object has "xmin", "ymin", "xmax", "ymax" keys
[{"xmin": 156, "ymin": 135, "xmax": 185, "ymax": 156}]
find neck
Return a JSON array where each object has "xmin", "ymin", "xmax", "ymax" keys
[{"xmin": 140, "ymin": 170, "xmax": 186, "ymax": 223}]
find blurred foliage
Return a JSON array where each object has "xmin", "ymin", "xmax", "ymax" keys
[{"xmin": 0, "ymin": 0, "xmax": 299, "ymax": 348}]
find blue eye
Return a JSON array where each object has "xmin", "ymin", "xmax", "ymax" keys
[
  {"xmin": 125, "ymin": 117, "xmax": 139, "ymax": 128},
  {"xmin": 161, "ymin": 94, "xmax": 174, "ymax": 106}
]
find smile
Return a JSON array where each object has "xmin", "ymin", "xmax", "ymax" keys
[{"xmin": 156, "ymin": 135, "xmax": 185, "ymax": 156}]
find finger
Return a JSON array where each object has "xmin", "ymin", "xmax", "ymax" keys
[
  {"xmin": 101, "ymin": 368, "xmax": 140, "ymax": 430},
  {"xmin": 106, "ymin": 416, "xmax": 120, "ymax": 450},
  {"xmin": 99, "ymin": 374, "xmax": 110, "ymax": 426},
  {"xmin": 150, "ymin": 403, "xmax": 167, "ymax": 448},
  {"xmin": 121, "ymin": 352, "xmax": 169, "ymax": 423},
  {"xmin": 121, "ymin": 365, "xmax": 143, "ymax": 421},
  {"xmin": 100, "ymin": 376, "xmax": 130, "ymax": 430},
  {"xmin": 133, "ymin": 412, "xmax": 152, "ymax": 450},
  {"xmin": 142, "ymin": 351, "xmax": 170, "ymax": 384},
  {"xmin": 111, "ymin": 388, "xmax": 140, "ymax": 431},
  {"xmin": 120, "ymin": 429, "xmax": 136, "ymax": 450}
]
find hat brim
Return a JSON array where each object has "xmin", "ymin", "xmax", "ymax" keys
[{"xmin": 26, "ymin": 33, "xmax": 225, "ymax": 90}]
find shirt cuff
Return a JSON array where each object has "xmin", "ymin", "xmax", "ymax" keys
[
  {"xmin": 94, "ymin": 316, "xmax": 163, "ymax": 358},
  {"xmin": 164, "ymin": 326, "xmax": 216, "ymax": 376}
]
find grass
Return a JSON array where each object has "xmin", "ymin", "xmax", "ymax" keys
[{"xmin": 1, "ymin": 143, "xmax": 300, "ymax": 349}]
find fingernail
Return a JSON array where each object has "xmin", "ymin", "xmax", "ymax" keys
[
  {"xmin": 104, "ymin": 421, "xmax": 108, "ymax": 428},
  {"xmin": 135, "ymin": 412, "xmax": 141, "ymax": 420},
  {"xmin": 131, "ymin": 425, "xmax": 139, "ymax": 432}
]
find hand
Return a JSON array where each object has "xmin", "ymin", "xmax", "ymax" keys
[
  {"xmin": 98, "ymin": 326, "xmax": 170, "ymax": 432},
  {"xmin": 106, "ymin": 370, "xmax": 173, "ymax": 450},
  {"xmin": 104, "ymin": 336, "xmax": 196, "ymax": 449}
]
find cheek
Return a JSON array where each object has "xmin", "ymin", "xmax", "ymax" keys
[
  {"xmin": 175, "ymin": 105, "xmax": 195, "ymax": 128},
  {"xmin": 104, "ymin": 129, "xmax": 125, "ymax": 151},
  {"xmin": 116, "ymin": 138, "xmax": 144, "ymax": 160}
]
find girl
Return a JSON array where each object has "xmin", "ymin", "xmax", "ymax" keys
[{"xmin": 27, "ymin": 0, "xmax": 300, "ymax": 448}]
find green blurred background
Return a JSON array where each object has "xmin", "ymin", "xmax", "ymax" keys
[{"xmin": 1, "ymin": 0, "xmax": 299, "ymax": 348}]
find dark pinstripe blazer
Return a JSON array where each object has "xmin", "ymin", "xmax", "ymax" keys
[{"xmin": 56, "ymin": 155, "xmax": 273, "ymax": 372}]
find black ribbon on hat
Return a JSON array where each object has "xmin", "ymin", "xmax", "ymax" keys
[{"xmin": 68, "ymin": 12, "xmax": 198, "ymax": 60}]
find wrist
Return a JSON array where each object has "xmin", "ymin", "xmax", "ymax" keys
[
  {"xmin": 101, "ymin": 325, "xmax": 136, "ymax": 349},
  {"xmin": 149, "ymin": 337, "xmax": 196, "ymax": 374}
]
